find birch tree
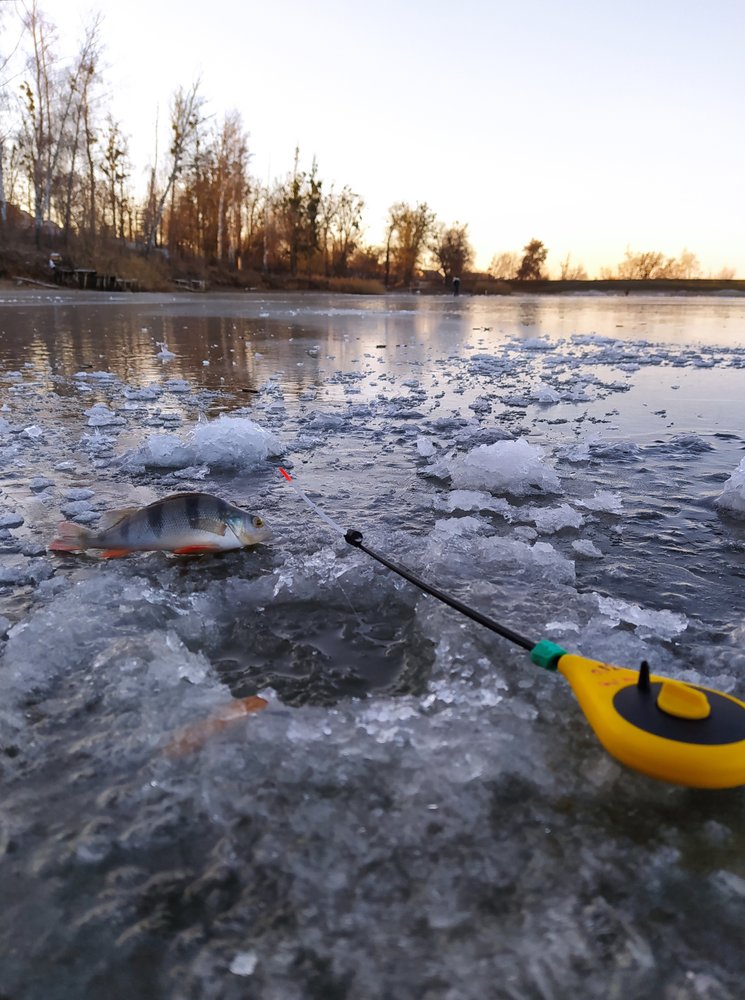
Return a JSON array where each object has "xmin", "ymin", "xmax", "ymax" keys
[
  {"xmin": 213, "ymin": 111, "xmax": 248, "ymax": 263},
  {"xmin": 19, "ymin": 2, "xmax": 101, "ymax": 245},
  {"xmin": 322, "ymin": 185, "xmax": 363, "ymax": 276},
  {"xmin": 145, "ymin": 80, "xmax": 205, "ymax": 251},
  {"xmin": 0, "ymin": 4, "xmax": 23, "ymax": 227}
]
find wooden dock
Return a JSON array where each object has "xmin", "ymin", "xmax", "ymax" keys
[
  {"xmin": 174, "ymin": 278, "xmax": 208, "ymax": 291},
  {"xmin": 50, "ymin": 267, "xmax": 138, "ymax": 292}
]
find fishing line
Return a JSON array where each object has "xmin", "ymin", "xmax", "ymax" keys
[
  {"xmin": 279, "ymin": 468, "xmax": 535, "ymax": 650},
  {"xmin": 279, "ymin": 468, "xmax": 364, "ymax": 624},
  {"xmin": 279, "ymin": 468, "xmax": 345, "ymax": 537}
]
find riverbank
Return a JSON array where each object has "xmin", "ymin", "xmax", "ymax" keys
[{"xmin": 1, "ymin": 234, "xmax": 743, "ymax": 296}]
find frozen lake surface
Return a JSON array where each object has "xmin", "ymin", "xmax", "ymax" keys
[{"xmin": 2, "ymin": 289, "xmax": 745, "ymax": 998}]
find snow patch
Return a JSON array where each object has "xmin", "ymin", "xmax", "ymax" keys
[
  {"xmin": 121, "ymin": 415, "xmax": 283, "ymax": 472},
  {"xmin": 446, "ymin": 438, "xmax": 560, "ymax": 496}
]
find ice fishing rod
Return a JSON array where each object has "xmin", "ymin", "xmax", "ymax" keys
[{"xmin": 280, "ymin": 468, "xmax": 745, "ymax": 789}]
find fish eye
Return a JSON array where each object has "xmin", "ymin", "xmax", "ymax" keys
[{"xmin": 254, "ymin": 517, "xmax": 264, "ymax": 528}]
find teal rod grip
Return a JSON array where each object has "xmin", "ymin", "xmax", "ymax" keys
[{"xmin": 531, "ymin": 639, "xmax": 568, "ymax": 671}]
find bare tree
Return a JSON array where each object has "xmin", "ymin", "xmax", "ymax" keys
[
  {"xmin": 558, "ymin": 253, "xmax": 588, "ymax": 280},
  {"xmin": 431, "ymin": 221, "xmax": 474, "ymax": 284},
  {"xmin": 616, "ymin": 249, "xmax": 666, "ymax": 279},
  {"xmin": 714, "ymin": 265, "xmax": 735, "ymax": 280},
  {"xmin": 60, "ymin": 16, "xmax": 102, "ymax": 242},
  {"xmin": 664, "ymin": 249, "xmax": 701, "ymax": 279},
  {"xmin": 275, "ymin": 146, "xmax": 304, "ymax": 275},
  {"xmin": 384, "ymin": 201, "xmax": 436, "ymax": 287},
  {"xmin": 0, "ymin": 4, "xmax": 25, "ymax": 227},
  {"xmin": 145, "ymin": 80, "xmax": 205, "ymax": 251},
  {"xmin": 488, "ymin": 251, "xmax": 520, "ymax": 280},
  {"xmin": 321, "ymin": 184, "xmax": 364, "ymax": 276},
  {"xmin": 213, "ymin": 110, "xmax": 249, "ymax": 263},
  {"xmin": 18, "ymin": 2, "xmax": 101, "ymax": 245},
  {"xmin": 610, "ymin": 248, "xmax": 704, "ymax": 280},
  {"xmin": 100, "ymin": 116, "xmax": 130, "ymax": 237},
  {"xmin": 516, "ymin": 239, "xmax": 548, "ymax": 280},
  {"xmin": 272, "ymin": 149, "xmax": 324, "ymax": 275}
]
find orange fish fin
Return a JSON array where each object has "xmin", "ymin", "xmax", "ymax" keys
[
  {"xmin": 164, "ymin": 696, "xmax": 269, "ymax": 756},
  {"xmin": 172, "ymin": 544, "xmax": 222, "ymax": 554},
  {"xmin": 100, "ymin": 548, "xmax": 132, "ymax": 559},
  {"xmin": 49, "ymin": 520, "xmax": 91, "ymax": 553},
  {"xmin": 237, "ymin": 695, "xmax": 269, "ymax": 714}
]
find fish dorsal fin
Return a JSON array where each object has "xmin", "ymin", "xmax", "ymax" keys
[{"xmin": 98, "ymin": 506, "xmax": 140, "ymax": 532}]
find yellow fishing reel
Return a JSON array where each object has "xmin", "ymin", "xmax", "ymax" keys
[{"xmin": 533, "ymin": 641, "xmax": 745, "ymax": 789}]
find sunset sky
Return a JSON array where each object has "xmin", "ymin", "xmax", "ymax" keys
[{"xmin": 38, "ymin": 0, "xmax": 745, "ymax": 275}]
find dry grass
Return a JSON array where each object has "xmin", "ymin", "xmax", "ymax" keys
[{"xmin": 325, "ymin": 276, "xmax": 386, "ymax": 295}]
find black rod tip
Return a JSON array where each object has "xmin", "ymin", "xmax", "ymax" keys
[{"xmin": 345, "ymin": 529, "xmax": 363, "ymax": 547}]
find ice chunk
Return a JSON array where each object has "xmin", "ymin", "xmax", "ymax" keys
[
  {"xmin": 121, "ymin": 433, "xmax": 193, "ymax": 470},
  {"xmin": 416, "ymin": 436, "xmax": 437, "ymax": 458},
  {"xmin": 29, "ymin": 477, "xmax": 54, "ymax": 492},
  {"xmin": 513, "ymin": 337, "xmax": 556, "ymax": 351},
  {"xmin": 447, "ymin": 438, "xmax": 560, "ymax": 496},
  {"xmin": 124, "ymin": 384, "xmax": 162, "ymax": 400},
  {"xmin": 229, "ymin": 951, "xmax": 258, "ymax": 976},
  {"xmin": 122, "ymin": 416, "xmax": 283, "ymax": 472},
  {"xmin": 572, "ymin": 539, "xmax": 603, "ymax": 559},
  {"xmin": 60, "ymin": 499, "xmax": 94, "ymax": 518},
  {"xmin": 525, "ymin": 503, "xmax": 584, "ymax": 533},
  {"xmin": 0, "ymin": 557, "xmax": 53, "ymax": 586},
  {"xmin": 190, "ymin": 415, "xmax": 284, "ymax": 469},
  {"xmin": 595, "ymin": 595, "xmax": 687, "ymax": 638},
  {"xmin": 578, "ymin": 491, "xmax": 624, "ymax": 514},
  {"xmin": 0, "ymin": 512, "xmax": 24, "ymax": 528},
  {"xmin": 85, "ymin": 404, "xmax": 125, "ymax": 427},
  {"xmin": 74, "ymin": 370, "xmax": 116, "ymax": 381},
  {"xmin": 306, "ymin": 411, "xmax": 347, "ymax": 431},
  {"xmin": 715, "ymin": 457, "xmax": 745, "ymax": 516},
  {"xmin": 163, "ymin": 378, "xmax": 192, "ymax": 393},
  {"xmin": 531, "ymin": 382, "xmax": 562, "ymax": 404},
  {"xmin": 433, "ymin": 516, "xmax": 487, "ymax": 538},
  {"xmin": 436, "ymin": 490, "xmax": 515, "ymax": 519},
  {"xmin": 468, "ymin": 396, "xmax": 492, "ymax": 414}
]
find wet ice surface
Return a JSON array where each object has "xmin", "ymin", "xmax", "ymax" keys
[{"xmin": 3, "ymin": 290, "xmax": 745, "ymax": 998}]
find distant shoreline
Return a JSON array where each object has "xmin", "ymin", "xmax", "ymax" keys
[
  {"xmin": 2, "ymin": 275, "xmax": 745, "ymax": 298},
  {"xmin": 483, "ymin": 278, "xmax": 745, "ymax": 297}
]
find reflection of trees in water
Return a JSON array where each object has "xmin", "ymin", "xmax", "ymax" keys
[
  {"xmin": 518, "ymin": 299, "xmax": 542, "ymax": 329},
  {"xmin": 3, "ymin": 305, "xmax": 289, "ymax": 402}
]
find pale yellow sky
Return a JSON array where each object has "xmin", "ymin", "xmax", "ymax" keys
[{"xmin": 21, "ymin": 0, "xmax": 745, "ymax": 276}]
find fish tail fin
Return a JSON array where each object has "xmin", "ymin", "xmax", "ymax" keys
[{"xmin": 48, "ymin": 520, "xmax": 93, "ymax": 553}]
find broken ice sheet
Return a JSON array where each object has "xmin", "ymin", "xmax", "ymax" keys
[
  {"xmin": 446, "ymin": 438, "xmax": 561, "ymax": 495},
  {"xmin": 595, "ymin": 594, "xmax": 687, "ymax": 639},
  {"xmin": 120, "ymin": 415, "xmax": 283, "ymax": 472}
]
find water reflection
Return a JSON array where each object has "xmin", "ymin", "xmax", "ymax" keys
[{"xmin": 3, "ymin": 291, "xmax": 745, "ymax": 426}]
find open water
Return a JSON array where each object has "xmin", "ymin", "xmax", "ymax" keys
[{"xmin": 2, "ymin": 289, "xmax": 745, "ymax": 999}]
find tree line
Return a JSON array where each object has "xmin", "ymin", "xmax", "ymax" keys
[
  {"xmin": 0, "ymin": 3, "xmax": 475, "ymax": 286},
  {"xmin": 0, "ymin": 4, "xmax": 736, "ymax": 286}
]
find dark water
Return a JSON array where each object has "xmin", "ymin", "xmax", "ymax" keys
[{"xmin": 2, "ymin": 289, "xmax": 745, "ymax": 1000}]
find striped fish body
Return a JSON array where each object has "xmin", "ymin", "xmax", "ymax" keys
[{"xmin": 50, "ymin": 492, "xmax": 271, "ymax": 556}]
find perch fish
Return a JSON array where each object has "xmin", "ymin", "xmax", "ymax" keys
[{"xmin": 49, "ymin": 491, "xmax": 271, "ymax": 557}]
